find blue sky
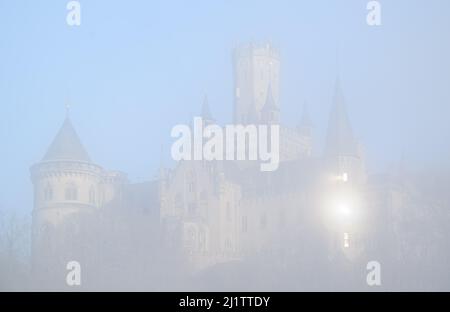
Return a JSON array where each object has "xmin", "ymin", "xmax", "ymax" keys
[{"xmin": 1, "ymin": 0, "xmax": 450, "ymax": 213}]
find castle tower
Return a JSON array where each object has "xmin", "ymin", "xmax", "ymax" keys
[
  {"xmin": 324, "ymin": 77, "xmax": 365, "ymax": 185},
  {"xmin": 324, "ymin": 78, "xmax": 367, "ymax": 260},
  {"xmin": 233, "ymin": 43, "xmax": 280, "ymax": 124},
  {"xmin": 30, "ymin": 115, "xmax": 103, "ymax": 288}
]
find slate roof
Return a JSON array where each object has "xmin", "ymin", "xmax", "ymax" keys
[{"xmin": 42, "ymin": 117, "xmax": 91, "ymax": 162}]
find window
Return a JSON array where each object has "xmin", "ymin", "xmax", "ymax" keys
[
  {"xmin": 185, "ymin": 227, "xmax": 196, "ymax": 251},
  {"xmin": 65, "ymin": 183, "xmax": 78, "ymax": 201},
  {"xmin": 89, "ymin": 187, "xmax": 96, "ymax": 204},
  {"xmin": 342, "ymin": 172, "xmax": 349, "ymax": 182},
  {"xmin": 225, "ymin": 238, "xmax": 232, "ymax": 251},
  {"xmin": 242, "ymin": 216, "xmax": 248, "ymax": 233},
  {"xmin": 344, "ymin": 232, "xmax": 350, "ymax": 248},
  {"xmin": 44, "ymin": 184, "xmax": 53, "ymax": 201}
]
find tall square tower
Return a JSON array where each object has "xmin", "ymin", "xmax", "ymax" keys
[{"xmin": 232, "ymin": 43, "xmax": 280, "ymax": 124}]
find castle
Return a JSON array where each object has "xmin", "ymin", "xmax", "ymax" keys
[{"xmin": 29, "ymin": 43, "xmax": 390, "ymax": 290}]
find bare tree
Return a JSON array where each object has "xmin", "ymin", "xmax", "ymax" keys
[{"xmin": 0, "ymin": 210, "xmax": 31, "ymax": 291}]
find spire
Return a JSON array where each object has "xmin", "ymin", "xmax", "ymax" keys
[
  {"xmin": 335, "ymin": 43, "xmax": 340, "ymax": 75},
  {"xmin": 299, "ymin": 101, "xmax": 312, "ymax": 128},
  {"xmin": 65, "ymin": 101, "xmax": 71, "ymax": 118},
  {"xmin": 261, "ymin": 84, "xmax": 280, "ymax": 124},
  {"xmin": 201, "ymin": 95, "xmax": 214, "ymax": 123},
  {"xmin": 325, "ymin": 77, "xmax": 356, "ymax": 158},
  {"xmin": 42, "ymin": 116, "xmax": 91, "ymax": 162},
  {"xmin": 261, "ymin": 84, "xmax": 278, "ymax": 113},
  {"xmin": 298, "ymin": 101, "xmax": 312, "ymax": 136}
]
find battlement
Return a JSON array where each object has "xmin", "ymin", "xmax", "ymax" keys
[{"xmin": 233, "ymin": 42, "xmax": 280, "ymax": 60}]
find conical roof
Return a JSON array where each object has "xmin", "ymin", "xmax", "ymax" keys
[
  {"xmin": 299, "ymin": 102, "xmax": 312, "ymax": 128},
  {"xmin": 201, "ymin": 95, "xmax": 214, "ymax": 122},
  {"xmin": 42, "ymin": 117, "xmax": 91, "ymax": 162},
  {"xmin": 325, "ymin": 78, "xmax": 357, "ymax": 157}
]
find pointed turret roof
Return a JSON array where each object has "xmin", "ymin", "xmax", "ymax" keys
[
  {"xmin": 261, "ymin": 84, "xmax": 279, "ymax": 112},
  {"xmin": 299, "ymin": 102, "xmax": 312, "ymax": 128},
  {"xmin": 42, "ymin": 117, "xmax": 91, "ymax": 162},
  {"xmin": 201, "ymin": 95, "xmax": 214, "ymax": 122},
  {"xmin": 325, "ymin": 77, "xmax": 357, "ymax": 157}
]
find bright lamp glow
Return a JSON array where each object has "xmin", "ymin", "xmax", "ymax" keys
[
  {"xmin": 322, "ymin": 189, "xmax": 360, "ymax": 230},
  {"xmin": 337, "ymin": 203, "xmax": 351, "ymax": 217},
  {"xmin": 342, "ymin": 172, "xmax": 348, "ymax": 182},
  {"xmin": 344, "ymin": 232, "xmax": 350, "ymax": 248}
]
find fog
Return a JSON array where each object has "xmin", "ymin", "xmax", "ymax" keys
[{"xmin": 1, "ymin": 0, "xmax": 450, "ymax": 291}]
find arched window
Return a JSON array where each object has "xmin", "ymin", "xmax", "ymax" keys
[
  {"xmin": 188, "ymin": 182, "xmax": 194, "ymax": 193},
  {"xmin": 65, "ymin": 182, "xmax": 78, "ymax": 201},
  {"xmin": 44, "ymin": 184, "xmax": 53, "ymax": 201},
  {"xmin": 185, "ymin": 227, "xmax": 196, "ymax": 252},
  {"xmin": 242, "ymin": 216, "xmax": 248, "ymax": 233},
  {"xmin": 89, "ymin": 186, "xmax": 96, "ymax": 204}
]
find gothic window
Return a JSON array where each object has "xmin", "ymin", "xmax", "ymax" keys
[
  {"xmin": 89, "ymin": 186, "xmax": 96, "ymax": 204},
  {"xmin": 225, "ymin": 238, "xmax": 232, "ymax": 251},
  {"xmin": 44, "ymin": 184, "xmax": 53, "ymax": 201},
  {"xmin": 185, "ymin": 227, "xmax": 196, "ymax": 251},
  {"xmin": 188, "ymin": 182, "xmax": 194, "ymax": 193},
  {"xmin": 65, "ymin": 182, "xmax": 78, "ymax": 201},
  {"xmin": 344, "ymin": 232, "xmax": 350, "ymax": 248},
  {"xmin": 198, "ymin": 229, "xmax": 205, "ymax": 251}
]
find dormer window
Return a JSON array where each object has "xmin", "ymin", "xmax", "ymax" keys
[
  {"xmin": 89, "ymin": 186, "xmax": 96, "ymax": 204},
  {"xmin": 65, "ymin": 183, "xmax": 78, "ymax": 201},
  {"xmin": 44, "ymin": 184, "xmax": 53, "ymax": 201}
]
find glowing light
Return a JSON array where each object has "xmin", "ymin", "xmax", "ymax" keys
[
  {"xmin": 338, "ymin": 203, "xmax": 351, "ymax": 217},
  {"xmin": 344, "ymin": 232, "xmax": 350, "ymax": 248},
  {"xmin": 342, "ymin": 172, "xmax": 348, "ymax": 182}
]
